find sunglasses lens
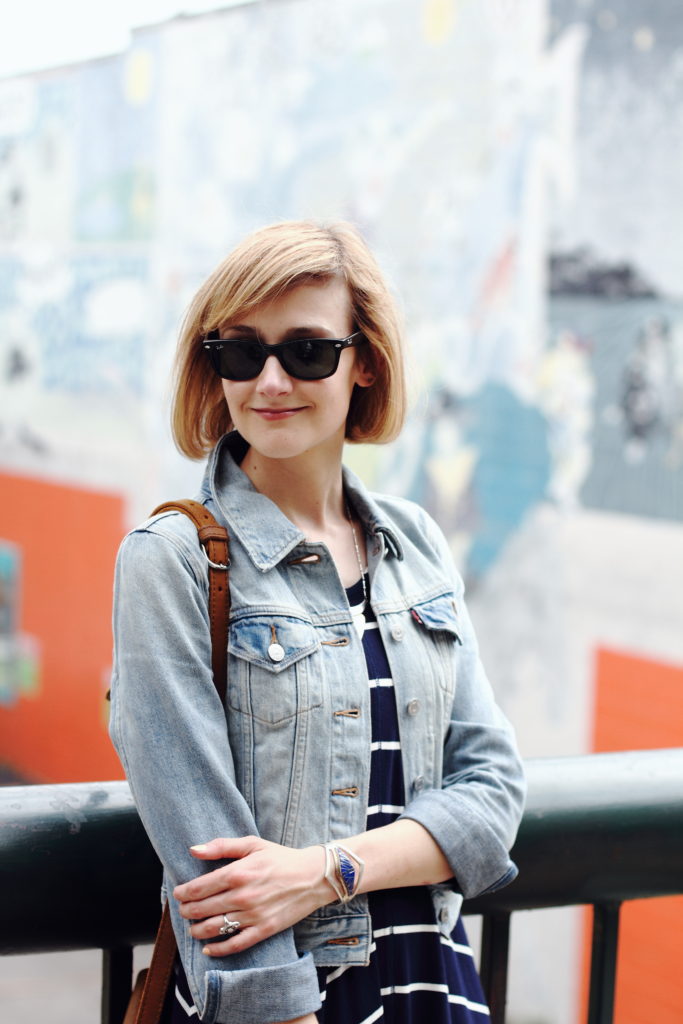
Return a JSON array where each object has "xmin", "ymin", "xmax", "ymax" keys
[
  {"xmin": 212, "ymin": 339, "xmax": 266, "ymax": 380},
  {"xmin": 281, "ymin": 339, "xmax": 337, "ymax": 379}
]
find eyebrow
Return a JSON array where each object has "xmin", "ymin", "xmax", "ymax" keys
[{"xmin": 221, "ymin": 325, "xmax": 338, "ymax": 341}]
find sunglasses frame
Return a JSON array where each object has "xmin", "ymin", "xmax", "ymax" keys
[{"xmin": 203, "ymin": 330, "xmax": 366, "ymax": 381}]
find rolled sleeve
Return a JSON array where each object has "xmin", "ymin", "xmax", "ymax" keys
[{"xmin": 203, "ymin": 957, "xmax": 321, "ymax": 1023}]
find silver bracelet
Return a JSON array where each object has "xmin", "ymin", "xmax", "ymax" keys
[{"xmin": 320, "ymin": 842, "xmax": 365, "ymax": 904}]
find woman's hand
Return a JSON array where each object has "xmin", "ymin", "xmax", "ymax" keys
[{"xmin": 173, "ymin": 835, "xmax": 333, "ymax": 957}]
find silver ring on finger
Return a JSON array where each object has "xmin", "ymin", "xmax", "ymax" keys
[{"xmin": 218, "ymin": 915, "xmax": 241, "ymax": 937}]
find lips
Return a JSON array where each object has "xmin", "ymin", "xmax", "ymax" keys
[{"xmin": 251, "ymin": 406, "xmax": 306, "ymax": 420}]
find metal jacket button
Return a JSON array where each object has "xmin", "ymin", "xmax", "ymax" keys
[
  {"xmin": 391, "ymin": 627, "xmax": 404, "ymax": 642},
  {"xmin": 406, "ymin": 699, "xmax": 420, "ymax": 716},
  {"xmin": 413, "ymin": 775, "xmax": 425, "ymax": 792},
  {"xmin": 268, "ymin": 643, "xmax": 285, "ymax": 662}
]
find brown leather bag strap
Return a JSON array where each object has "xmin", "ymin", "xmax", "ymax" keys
[
  {"xmin": 151, "ymin": 499, "xmax": 231, "ymax": 703},
  {"xmin": 130, "ymin": 904, "xmax": 176, "ymax": 1023},
  {"xmin": 131, "ymin": 499, "xmax": 231, "ymax": 1024}
]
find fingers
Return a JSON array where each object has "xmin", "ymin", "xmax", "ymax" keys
[
  {"xmin": 200, "ymin": 924, "xmax": 261, "ymax": 957},
  {"xmin": 189, "ymin": 835, "xmax": 258, "ymax": 860},
  {"xmin": 187, "ymin": 911, "xmax": 247, "ymax": 942},
  {"xmin": 186, "ymin": 911, "xmax": 270, "ymax": 956},
  {"xmin": 174, "ymin": 864, "xmax": 233, "ymax": 904},
  {"xmin": 177, "ymin": 890, "xmax": 242, "ymax": 921},
  {"xmin": 173, "ymin": 836, "xmax": 261, "ymax": 904},
  {"xmin": 173, "ymin": 842, "xmax": 325, "ymax": 959}
]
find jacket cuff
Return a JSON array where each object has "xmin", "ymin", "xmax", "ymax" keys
[
  {"xmin": 203, "ymin": 953, "xmax": 321, "ymax": 1024},
  {"xmin": 399, "ymin": 790, "xmax": 518, "ymax": 899}
]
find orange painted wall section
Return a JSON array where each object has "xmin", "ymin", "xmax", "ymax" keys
[
  {"xmin": 582, "ymin": 647, "xmax": 683, "ymax": 1024},
  {"xmin": 0, "ymin": 473, "xmax": 127, "ymax": 782},
  {"xmin": 593, "ymin": 649, "xmax": 683, "ymax": 752}
]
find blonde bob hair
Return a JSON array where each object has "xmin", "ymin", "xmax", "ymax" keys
[{"xmin": 171, "ymin": 220, "xmax": 407, "ymax": 459}]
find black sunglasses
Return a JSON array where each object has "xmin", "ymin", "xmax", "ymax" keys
[{"xmin": 203, "ymin": 330, "xmax": 366, "ymax": 381}]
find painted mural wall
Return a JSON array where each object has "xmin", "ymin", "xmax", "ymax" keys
[
  {"xmin": 0, "ymin": 2, "xmax": 681, "ymax": 1022},
  {"xmin": 535, "ymin": 5, "xmax": 683, "ymax": 1022}
]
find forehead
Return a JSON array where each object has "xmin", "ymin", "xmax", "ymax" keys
[{"xmin": 225, "ymin": 277, "xmax": 353, "ymax": 332}]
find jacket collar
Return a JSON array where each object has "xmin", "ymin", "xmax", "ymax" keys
[
  {"xmin": 341, "ymin": 465, "xmax": 404, "ymax": 561},
  {"xmin": 198, "ymin": 432, "xmax": 403, "ymax": 572}
]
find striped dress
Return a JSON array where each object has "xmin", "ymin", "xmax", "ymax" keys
[
  {"xmin": 167, "ymin": 577, "xmax": 489, "ymax": 1023},
  {"xmin": 315, "ymin": 578, "xmax": 489, "ymax": 1024}
]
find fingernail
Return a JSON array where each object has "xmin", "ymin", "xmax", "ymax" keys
[
  {"xmin": 190, "ymin": 844, "xmax": 209, "ymax": 852},
  {"xmin": 202, "ymin": 946, "xmax": 211, "ymax": 956}
]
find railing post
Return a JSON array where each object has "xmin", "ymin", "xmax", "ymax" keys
[
  {"xmin": 102, "ymin": 945, "xmax": 133, "ymax": 1024},
  {"xmin": 587, "ymin": 902, "xmax": 621, "ymax": 1024},
  {"xmin": 479, "ymin": 911, "xmax": 511, "ymax": 1024}
]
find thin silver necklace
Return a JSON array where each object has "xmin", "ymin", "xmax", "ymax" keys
[{"xmin": 346, "ymin": 502, "xmax": 368, "ymax": 637}]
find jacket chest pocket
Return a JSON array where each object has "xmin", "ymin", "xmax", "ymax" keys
[
  {"xmin": 227, "ymin": 615, "xmax": 322, "ymax": 725},
  {"xmin": 409, "ymin": 594, "xmax": 462, "ymax": 696}
]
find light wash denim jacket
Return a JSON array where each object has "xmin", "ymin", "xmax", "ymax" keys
[{"xmin": 110, "ymin": 432, "xmax": 525, "ymax": 1024}]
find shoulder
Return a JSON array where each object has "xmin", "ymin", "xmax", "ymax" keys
[
  {"xmin": 116, "ymin": 508, "xmax": 208, "ymax": 589},
  {"xmin": 368, "ymin": 491, "xmax": 465, "ymax": 596},
  {"xmin": 371, "ymin": 490, "xmax": 448, "ymax": 551},
  {"xmin": 371, "ymin": 491, "xmax": 436, "ymax": 533}
]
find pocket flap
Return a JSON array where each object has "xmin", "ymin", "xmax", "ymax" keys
[
  {"xmin": 411, "ymin": 594, "xmax": 462, "ymax": 642},
  {"xmin": 229, "ymin": 614, "xmax": 319, "ymax": 673}
]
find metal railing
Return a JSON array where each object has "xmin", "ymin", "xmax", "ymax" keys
[{"xmin": 2, "ymin": 748, "xmax": 682, "ymax": 1024}]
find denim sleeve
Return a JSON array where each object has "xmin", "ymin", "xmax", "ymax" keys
[
  {"xmin": 109, "ymin": 524, "xmax": 321, "ymax": 1024},
  {"xmin": 398, "ymin": 510, "xmax": 527, "ymax": 900}
]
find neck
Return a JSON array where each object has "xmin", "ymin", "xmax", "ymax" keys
[
  {"xmin": 241, "ymin": 443, "xmax": 347, "ymax": 533},
  {"xmin": 240, "ymin": 437, "xmax": 367, "ymax": 587}
]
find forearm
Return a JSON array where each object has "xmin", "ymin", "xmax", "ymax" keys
[
  {"xmin": 336, "ymin": 818, "xmax": 453, "ymax": 894},
  {"xmin": 270, "ymin": 818, "xmax": 452, "ymax": 915},
  {"xmin": 177, "ymin": 822, "xmax": 452, "ymax": 955}
]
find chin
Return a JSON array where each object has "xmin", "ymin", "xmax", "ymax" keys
[
  {"xmin": 256, "ymin": 442, "xmax": 308, "ymax": 461},
  {"xmin": 238, "ymin": 426, "xmax": 311, "ymax": 460},
  {"xmin": 240, "ymin": 422, "xmax": 344, "ymax": 463}
]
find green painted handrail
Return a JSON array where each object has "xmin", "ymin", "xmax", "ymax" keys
[
  {"xmin": 467, "ymin": 746, "xmax": 683, "ymax": 913},
  {"xmin": 1, "ymin": 748, "xmax": 682, "ymax": 955}
]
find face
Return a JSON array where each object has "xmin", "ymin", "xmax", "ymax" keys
[{"xmin": 219, "ymin": 278, "xmax": 373, "ymax": 463}]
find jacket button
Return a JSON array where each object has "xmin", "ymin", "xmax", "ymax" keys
[
  {"xmin": 391, "ymin": 627, "xmax": 404, "ymax": 642},
  {"xmin": 406, "ymin": 699, "xmax": 420, "ymax": 716},
  {"xmin": 268, "ymin": 643, "xmax": 285, "ymax": 662},
  {"xmin": 413, "ymin": 775, "xmax": 425, "ymax": 793},
  {"xmin": 439, "ymin": 907, "xmax": 450, "ymax": 925}
]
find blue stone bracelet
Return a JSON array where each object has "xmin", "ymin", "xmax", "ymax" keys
[{"xmin": 320, "ymin": 842, "xmax": 365, "ymax": 904}]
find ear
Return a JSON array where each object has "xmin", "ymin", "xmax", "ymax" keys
[{"xmin": 354, "ymin": 351, "xmax": 376, "ymax": 389}]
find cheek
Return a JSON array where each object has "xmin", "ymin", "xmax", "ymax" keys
[
  {"xmin": 221, "ymin": 381, "xmax": 245, "ymax": 417},
  {"xmin": 220, "ymin": 382, "xmax": 232, "ymax": 419}
]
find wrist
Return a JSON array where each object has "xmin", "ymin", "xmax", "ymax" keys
[
  {"xmin": 306, "ymin": 844, "xmax": 338, "ymax": 908},
  {"xmin": 319, "ymin": 842, "xmax": 365, "ymax": 903}
]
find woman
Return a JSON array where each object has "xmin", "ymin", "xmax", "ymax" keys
[{"xmin": 110, "ymin": 220, "xmax": 525, "ymax": 1024}]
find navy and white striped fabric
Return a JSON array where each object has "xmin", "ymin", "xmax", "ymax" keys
[
  {"xmin": 315, "ymin": 578, "xmax": 489, "ymax": 1023},
  {"xmin": 167, "ymin": 578, "xmax": 489, "ymax": 1022}
]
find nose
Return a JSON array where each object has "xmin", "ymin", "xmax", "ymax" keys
[{"xmin": 255, "ymin": 353, "xmax": 293, "ymax": 396}]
